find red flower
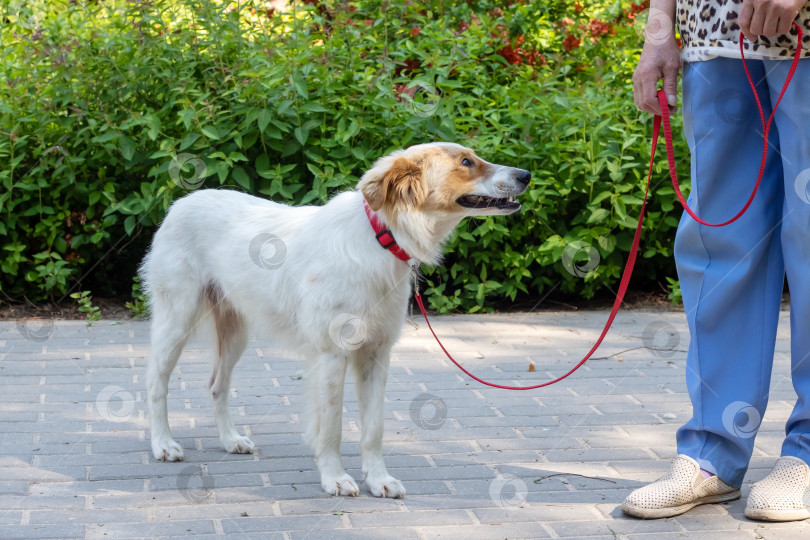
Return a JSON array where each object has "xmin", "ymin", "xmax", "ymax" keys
[
  {"xmin": 458, "ymin": 21, "xmax": 469, "ymax": 33},
  {"xmin": 589, "ymin": 19, "xmax": 613, "ymax": 38},
  {"xmin": 394, "ymin": 83, "xmax": 415, "ymax": 103},
  {"xmin": 574, "ymin": 2, "xmax": 583, "ymax": 13},
  {"xmin": 497, "ymin": 44, "xmax": 522, "ymax": 65},
  {"xmin": 410, "ymin": 27, "xmax": 421, "ymax": 36},
  {"xmin": 394, "ymin": 58, "xmax": 421, "ymax": 76},
  {"xmin": 495, "ymin": 33, "xmax": 544, "ymax": 67},
  {"xmin": 521, "ymin": 50, "xmax": 546, "ymax": 66},
  {"xmin": 627, "ymin": 1, "xmax": 650, "ymax": 21},
  {"xmin": 563, "ymin": 35, "xmax": 581, "ymax": 51}
]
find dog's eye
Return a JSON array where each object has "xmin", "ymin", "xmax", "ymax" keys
[{"xmin": 461, "ymin": 158, "xmax": 474, "ymax": 167}]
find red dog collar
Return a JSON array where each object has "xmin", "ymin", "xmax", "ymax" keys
[{"xmin": 362, "ymin": 198, "xmax": 412, "ymax": 262}]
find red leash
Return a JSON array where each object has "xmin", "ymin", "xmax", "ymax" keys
[
  {"xmin": 668, "ymin": 24, "xmax": 804, "ymax": 227},
  {"xmin": 414, "ymin": 26, "xmax": 804, "ymax": 390}
]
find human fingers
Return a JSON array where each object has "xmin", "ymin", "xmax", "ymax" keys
[
  {"xmin": 662, "ymin": 60, "xmax": 680, "ymax": 114},
  {"xmin": 775, "ymin": 1, "xmax": 802, "ymax": 35},
  {"xmin": 748, "ymin": 0, "xmax": 768, "ymax": 37},
  {"xmin": 738, "ymin": 0, "xmax": 758, "ymax": 41},
  {"xmin": 632, "ymin": 70, "xmax": 641, "ymax": 112},
  {"xmin": 632, "ymin": 67, "xmax": 658, "ymax": 114},
  {"xmin": 762, "ymin": 10, "xmax": 781, "ymax": 36},
  {"xmin": 639, "ymin": 66, "xmax": 664, "ymax": 115},
  {"xmin": 775, "ymin": 14, "xmax": 793, "ymax": 35}
]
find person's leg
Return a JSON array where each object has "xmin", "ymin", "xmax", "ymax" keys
[
  {"xmin": 674, "ymin": 57, "xmax": 786, "ymax": 488},
  {"xmin": 763, "ymin": 58, "xmax": 810, "ymax": 466},
  {"xmin": 742, "ymin": 58, "xmax": 810, "ymax": 524}
]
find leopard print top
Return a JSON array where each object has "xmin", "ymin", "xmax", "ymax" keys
[{"xmin": 676, "ymin": 0, "xmax": 810, "ymax": 61}]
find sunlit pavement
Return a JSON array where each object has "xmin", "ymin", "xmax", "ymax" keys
[{"xmin": 1, "ymin": 308, "xmax": 807, "ymax": 539}]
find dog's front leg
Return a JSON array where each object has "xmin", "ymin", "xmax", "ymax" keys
[
  {"xmin": 306, "ymin": 353, "xmax": 359, "ymax": 497},
  {"xmin": 354, "ymin": 349, "xmax": 405, "ymax": 498}
]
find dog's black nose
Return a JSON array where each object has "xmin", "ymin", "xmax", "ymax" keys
[{"xmin": 515, "ymin": 169, "xmax": 531, "ymax": 185}]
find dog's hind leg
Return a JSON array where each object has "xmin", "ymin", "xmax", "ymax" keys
[
  {"xmin": 354, "ymin": 348, "xmax": 405, "ymax": 498},
  {"xmin": 305, "ymin": 353, "xmax": 359, "ymax": 497},
  {"xmin": 207, "ymin": 286, "xmax": 253, "ymax": 454},
  {"xmin": 146, "ymin": 287, "xmax": 202, "ymax": 462}
]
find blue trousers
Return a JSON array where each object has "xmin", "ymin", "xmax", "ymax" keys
[{"xmin": 675, "ymin": 57, "xmax": 810, "ymax": 487}]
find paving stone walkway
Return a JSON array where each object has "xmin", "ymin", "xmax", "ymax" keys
[{"xmin": 1, "ymin": 308, "xmax": 807, "ymax": 539}]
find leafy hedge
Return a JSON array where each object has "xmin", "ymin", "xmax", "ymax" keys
[{"xmin": 0, "ymin": 0, "xmax": 688, "ymax": 312}]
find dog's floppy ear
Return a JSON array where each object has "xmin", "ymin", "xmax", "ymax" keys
[{"xmin": 359, "ymin": 155, "xmax": 426, "ymax": 211}]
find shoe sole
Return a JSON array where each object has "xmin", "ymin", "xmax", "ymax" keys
[
  {"xmin": 621, "ymin": 490, "xmax": 741, "ymax": 519},
  {"xmin": 744, "ymin": 507, "xmax": 810, "ymax": 522}
]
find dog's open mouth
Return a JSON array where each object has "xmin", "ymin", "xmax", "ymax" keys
[{"xmin": 456, "ymin": 194, "xmax": 520, "ymax": 211}]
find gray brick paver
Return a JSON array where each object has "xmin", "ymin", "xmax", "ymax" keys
[
  {"xmin": 158, "ymin": 535, "xmax": 286, "ymax": 540},
  {"xmin": 86, "ymin": 519, "xmax": 216, "ymax": 538},
  {"xmin": 288, "ymin": 528, "xmax": 421, "ymax": 540},
  {"xmin": 419, "ymin": 523, "xmax": 552, "ymax": 539},
  {"xmin": 753, "ymin": 526, "xmax": 810, "ymax": 539},
  {"xmin": 0, "ymin": 310, "xmax": 798, "ymax": 538},
  {"xmin": 0, "ymin": 524, "xmax": 86, "ymax": 539},
  {"xmin": 347, "ymin": 508, "xmax": 474, "ymax": 528},
  {"xmin": 625, "ymin": 533, "xmax": 755, "ymax": 539},
  {"xmin": 673, "ymin": 512, "xmax": 801, "ymax": 532},
  {"xmin": 220, "ymin": 514, "xmax": 345, "ymax": 533},
  {"xmin": 548, "ymin": 517, "xmax": 683, "ymax": 536}
]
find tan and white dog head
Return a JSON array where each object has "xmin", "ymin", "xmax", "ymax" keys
[
  {"xmin": 357, "ymin": 142, "xmax": 530, "ymax": 263},
  {"xmin": 358, "ymin": 142, "xmax": 530, "ymax": 218}
]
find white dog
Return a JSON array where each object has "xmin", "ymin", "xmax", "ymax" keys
[{"xmin": 142, "ymin": 142, "xmax": 529, "ymax": 497}]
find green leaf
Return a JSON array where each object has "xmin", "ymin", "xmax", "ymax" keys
[
  {"xmin": 586, "ymin": 208, "xmax": 610, "ymax": 224},
  {"xmin": 292, "ymin": 73, "xmax": 308, "ymax": 98},
  {"xmin": 232, "ymin": 166, "xmax": 251, "ymax": 190},
  {"xmin": 178, "ymin": 109, "xmax": 195, "ymax": 130},
  {"xmin": 179, "ymin": 133, "xmax": 200, "ymax": 151},
  {"xmin": 294, "ymin": 127, "xmax": 309, "ymax": 146},
  {"xmin": 119, "ymin": 136, "xmax": 135, "ymax": 161},
  {"xmin": 124, "ymin": 216, "xmax": 136, "ymax": 236},
  {"xmin": 257, "ymin": 109, "xmax": 271, "ymax": 133},
  {"xmin": 145, "ymin": 114, "xmax": 161, "ymax": 140},
  {"xmin": 300, "ymin": 189, "xmax": 320, "ymax": 205},
  {"xmin": 201, "ymin": 126, "xmax": 220, "ymax": 140},
  {"xmin": 301, "ymin": 103, "xmax": 327, "ymax": 113},
  {"xmin": 597, "ymin": 235, "xmax": 617, "ymax": 253},
  {"xmin": 92, "ymin": 131, "xmax": 121, "ymax": 143}
]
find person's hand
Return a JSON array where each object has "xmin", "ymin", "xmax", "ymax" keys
[
  {"xmin": 738, "ymin": 0, "xmax": 806, "ymax": 42},
  {"xmin": 633, "ymin": 13, "xmax": 680, "ymax": 116}
]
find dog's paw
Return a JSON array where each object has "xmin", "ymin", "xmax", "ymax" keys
[
  {"xmin": 366, "ymin": 474, "xmax": 406, "ymax": 498},
  {"xmin": 223, "ymin": 435, "xmax": 255, "ymax": 454},
  {"xmin": 152, "ymin": 438, "xmax": 184, "ymax": 462},
  {"xmin": 321, "ymin": 473, "xmax": 360, "ymax": 497}
]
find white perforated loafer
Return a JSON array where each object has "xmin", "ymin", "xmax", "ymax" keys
[
  {"xmin": 622, "ymin": 455, "xmax": 740, "ymax": 519},
  {"xmin": 745, "ymin": 456, "xmax": 810, "ymax": 521}
]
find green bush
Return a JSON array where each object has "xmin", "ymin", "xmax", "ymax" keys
[{"xmin": 0, "ymin": 0, "xmax": 688, "ymax": 312}]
